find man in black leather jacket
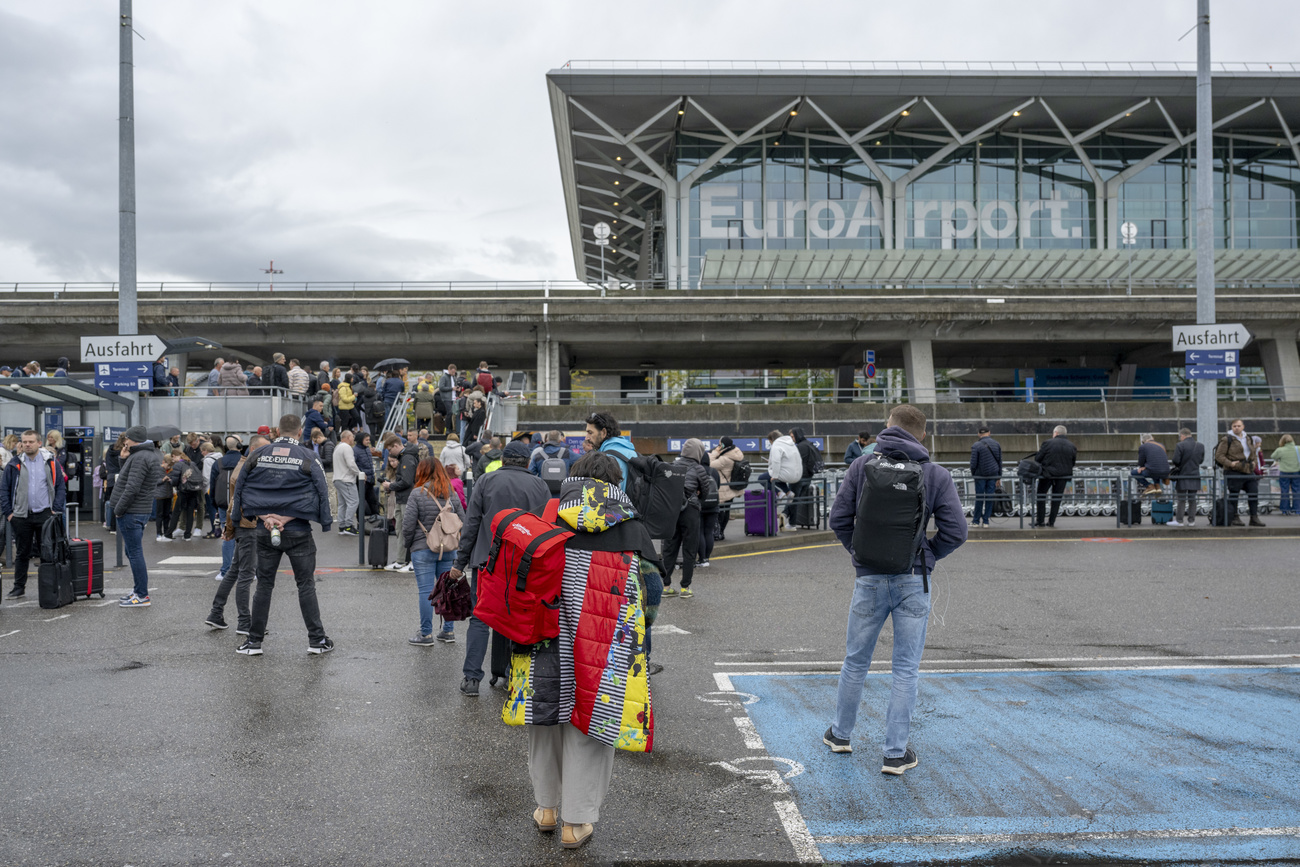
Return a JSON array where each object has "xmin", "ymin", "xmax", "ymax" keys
[{"xmin": 1033, "ymin": 425, "xmax": 1078, "ymax": 528}]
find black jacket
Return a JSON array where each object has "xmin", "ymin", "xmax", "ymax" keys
[
  {"xmin": 387, "ymin": 443, "xmax": 419, "ymax": 505},
  {"xmin": 268, "ymin": 363, "xmax": 289, "ymax": 391},
  {"xmin": 671, "ymin": 456, "xmax": 712, "ymax": 505},
  {"xmin": 1034, "ymin": 435, "xmax": 1078, "ymax": 479},
  {"xmin": 1170, "ymin": 438, "xmax": 1206, "ymax": 492},
  {"xmin": 231, "ymin": 438, "xmax": 332, "ymax": 531},
  {"xmin": 792, "ymin": 428, "xmax": 820, "ymax": 479},
  {"xmin": 970, "ymin": 437, "xmax": 1003, "ymax": 478},
  {"xmin": 111, "ymin": 442, "xmax": 162, "ymax": 517},
  {"xmin": 453, "ymin": 465, "xmax": 551, "ymax": 571},
  {"xmin": 1137, "ymin": 442, "xmax": 1170, "ymax": 478},
  {"xmin": 246, "ymin": 373, "xmax": 263, "ymax": 388}
]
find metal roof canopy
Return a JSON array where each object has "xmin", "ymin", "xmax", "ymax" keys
[
  {"xmin": 699, "ymin": 248, "xmax": 1300, "ymax": 288},
  {"xmin": 0, "ymin": 377, "xmax": 135, "ymax": 410}
]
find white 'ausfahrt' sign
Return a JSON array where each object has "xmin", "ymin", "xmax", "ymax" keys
[
  {"xmin": 1170, "ymin": 323, "xmax": 1252, "ymax": 351},
  {"xmin": 80, "ymin": 334, "xmax": 168, "ymax": 363}
]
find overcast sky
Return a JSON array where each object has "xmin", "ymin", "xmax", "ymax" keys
[{"xmin": 2, "ymin": 1, "xmax": 1296, "ymax": 285}]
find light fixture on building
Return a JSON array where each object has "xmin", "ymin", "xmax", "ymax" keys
[
  {"xmin": 772, "ymin": 140, "xmax": 779, "ymax": 147},
  {"xmin": 790, "ymin": 108, "xmax": 798, "ymax": 116},
  {"xmin": 613, "ymin": 219, "xmax": 618, "ymax": 223},
  {"xmin": 613, "ymin": 201, "xmax": 619, "ymax": 206},
  {"xmin": 875, "ymin": 140, "xmax": 881, "ymax": 145},
  {"xmin": 1013, "ymin": 110, "xmax": 1021, "ymax": 117},
  {"xmin": 901, "ymin": 109, "xmax": 910, "ymax": 116},
  {"xmin": 616, "ymin": 156, "xmax": 622, "ymax": 161},
  {"xmin": 613, "ymin": 180, "xmax": 619, "ymax": 185},
  {"xmin": 678, "ymin": 108, "xmax": 685, "ymax": 115}
]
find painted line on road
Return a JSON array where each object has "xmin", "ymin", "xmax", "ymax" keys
[
  {"xmin": 716, "ymin": 663, "xmax": 1300, "ymax": 688},
  {"xmin": 712, "ymin": 543, "xmax": 839, "ymax": 561},
  {"xmin": 967, "ymin": 535, "xmax": 1300, "ymax": 543},
  {"xmin": 93, "ymin": 599, "xmax": 120, "ymax": 607},
  {"xmin": 717, "ymin": 653, "xmax": 1300, "ymax": 667},
  {"xmin": 815, "ymin": 825, "xmax": 1300, "ymax": 846},
  {"xmin": 734, "ymin": 716, "xmax": 765, "ymax": 749},
  {"xmin": 0, "ymin": 629, "xmax": 20, "ymax": 638},
  {"xmin": 159, "ymin": 556, "xmax": 224, "ymax": 565},
  {"xmin": 42, "ymin": 614, "xmax": 71, "ymax": 622},
  {"xmin": 1221, "ymin": 625, "xmax": 1300, "ymax": 631}
]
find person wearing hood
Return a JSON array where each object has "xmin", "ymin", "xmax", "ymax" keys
[
  {"xmin": 448, "ymin": 440, "xmax": 550, "ymax": 697},
  {"xmin": 217, "ymin": 359, "xmax": 249, "ymax": 396},
  {"xmin": 109, "ymin": 426, "xmax": 163, "ymax": 607},
  {"xmin": 824, "ymin": 405, "xmax": 967, "ymax": 774},
  {"xmin": 788, "ymin": 427, "xmax": 821, "ymax": 527},
  {"xmin": 504, "ymin": 450, "xmax": 655, "ymax": 850},
  {"xmin": 709, "ymin": 437, "xmax": 746, "ymax": 541},
  {"xmin": 440, "ymin": 432, "xmax": 471, "ymax": 477},
  {"xmin": 529, "ymin": 430, "xmax": 575, "ymax": 478},
  {"xmin": 760, "ymin": 429, "xmax": 801, "ymax": 503},
  {"xmin": 0, "ymin": 430, "xmax": 68, "ymax": 600},
  {"xmin": 659, "ymin": 438, "xmax": 711, "ymax": 599},
  {"xmin": 472, "ymin": 436, "xmax": 505, "ymax": 478},
  {"xmin": 381, "ymin": 431, "xmax": 420, "ymax": 571},
  {"xmin": 584, "ymin": 411, "xmax": 638, "ymax": 491}
]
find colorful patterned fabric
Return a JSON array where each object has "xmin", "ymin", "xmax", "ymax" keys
[
  {"xmin": 556, "ymin": 478, "xmax": 636, "ymax": 533},
  {"xmin": 503, "ymin": 546, "xmax": 654, "ymax": 753}
]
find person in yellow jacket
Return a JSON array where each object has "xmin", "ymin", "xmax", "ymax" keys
[{"xmin": 337, "ymin": 374, "xmax": 358, "ymax": 432}]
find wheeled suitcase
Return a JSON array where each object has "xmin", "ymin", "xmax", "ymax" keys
[
  {"xmin": 1150, "ymin": 501, "xmax": 1173, "ymax": 525},
  {"xmin": 368, "ymin": 527, "xmax": 389, "ymax": 569},
  {"xmin": 68, "ymin": 539, "xmax": 105, "ymax": 598},
  {"xmin": 1212, "ymin": 498, "xmax": 1231, "ymax": 526},
  {"xmin": 38, "ymin": 560, "xmax": 75, "ymax": 609},
  {"xmin": 490, "ymin": 629, "xmax": 511, "ymax": 682},
  {"xmin": 790, "ymin": 492, "xmax": 820, "ymax": 528},
  {"xmin": 744, "ymin": 489, "xmax": 778, "ymax": 537},
  {"xmin": 1118, "ymin": 500, "xmax": 1142, "ymax": 525}
]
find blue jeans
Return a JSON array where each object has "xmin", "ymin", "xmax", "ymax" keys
[
  {"xmin": 117, "ymin": 513, "xmax": 150, "ymax": 597},
  {"xmin": 832, "ymin": 572, "xmax": 931, "ymax": 758},
  {"xmin": 411, "ymin": 547, "xmax": 456, "ymax": 636},
  {"xmin": 1130, "ymin": 468, "xmax": 1162, "ymax": 489},
  {"xmin": 973, "ymin": 478, "xmax": 998, "ymax": 525},
  {"xmin": 1279, "ymin": 473, "xmax": 1299, "ymax": 514}
]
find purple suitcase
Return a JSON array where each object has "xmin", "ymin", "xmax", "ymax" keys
[{"xmin": 744, "ymin": 489, "xmax": 778, "ymax": 536}]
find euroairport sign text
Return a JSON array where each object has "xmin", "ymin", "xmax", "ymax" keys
[
  {"xmin": 1171, "ymin": 324, "xmax": 1251, "ymax": 351},
  {"xmin": 81, "ymin": 334, "xmax": 168, "ymax": 363}
]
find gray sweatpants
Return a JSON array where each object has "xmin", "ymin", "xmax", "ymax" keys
[
  {"xmin": 334, "ymin": 478, "xmax": 359, "ymax": 529},
  {"xmin": 527, "ymin": 723, "xmax": 616, "ymax": 825}
]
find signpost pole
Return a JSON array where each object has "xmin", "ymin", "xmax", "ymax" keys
[
  {"xmin": 119, "ymin": 0, "xmax": 140, "ymax": 437},
  {"xmin": 1194, "ymin": 0, "xmax": 1219, "ymax": 461}
]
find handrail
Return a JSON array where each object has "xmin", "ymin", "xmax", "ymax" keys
[{"xmin": 559, "ymin": 60, "xmax": 1300, "ymax": 74}]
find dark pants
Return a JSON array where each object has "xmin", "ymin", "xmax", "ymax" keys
[
  {"xmin": 210, "ymin": 528, "xmax": 256, "ymax": 629},
  {"xmin": 972, "ymin": 477, "xmax": 998, "ymax": 525},
  {"xmin": 462, "ymin": 568, "xmax": 510, "ymax": 682},
  {"xmin": 786, "ymin": 478, "xmax": 811, "ymax": 521},
  {"xmin": 168, "ymin": 492, "xmax": 201, "ymax": 538},
  {"xmin": 717, "ymin": 504, "xmax": 733, "ymax": 538},
  {"xmin": 698, "ymin": 510, "xmax": 718, "ymax": 563},
  {"xmin": 155, "ymin": 497, "xmax": 173, "ymax": 537},
  {"xmin": 661, "ymin": 504, "xmax": 701, "ymax": 588},
  {"xmin": 1035, "ymin": 477, "xmax": 1070, "ymax": 526},
  {"xmin": 363, "ymin": 480, "xmax": 380, "ymax": 518},
  {"xmin": 8, "ymin": 509, "xmax": 52, "ymax": 591},
  {"xmin": 1225, "ymin": 473, "xmax": 1260, "ymax": 518},
  {"xmin": 249, "ymin": 528, "xmax": 325, "ymax": 644}
]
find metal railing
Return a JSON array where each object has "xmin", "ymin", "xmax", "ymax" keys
[{"xmin": 559, "ymin": 60, "xmax": 1300, "ymax": 74}]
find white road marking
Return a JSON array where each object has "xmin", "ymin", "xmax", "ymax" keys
[
  {"xmin": 7, "ymin": 600, "xmax": 38, "ymax": 608},
  {"xmin": 734, "ymin": 716, "xmax": 765, "ymax": 749},
  {"xmin": 718, "ymin": 663, "xmax": 1300, "ymax": 678},
  {"xmin": 42, "ymin": 614, "xmax": 71, "ymax": 622},
  {"xmin": 1219, "ymin": 625, "xmax": 1300, "ymax": 631},
  {"xmin": 775, "ymin": 799, "xmax": 822, "ymax": 863},
  {"xmin": 717, "ymin": 653, "xmax": 1300, "ymax": 667},
  {"xmin": 697, "ymin": 691, "xmax": 759, "ymax": 706},
  {"xmin": 158, "ymin": 556, "xmax": 223, "ymax": 565},
  {"xmin": 93, "ymin": 600, "xmax": 119, "ymax": 607},
  {"xmin": 0, "ymin": 629, "xmax": 20, "ymax": 638},
  {"xmin": 816, "ymin": 826, "xmax": 1300, "ymax": 846},
  {"xmin": 651, "ymin": 624, "xmax": 691, "ymax": 635}
]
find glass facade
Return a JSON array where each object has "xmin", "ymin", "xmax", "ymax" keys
[{"xmin": 679, "ymin": 131, "xmax": 1300, "ymax": 282}]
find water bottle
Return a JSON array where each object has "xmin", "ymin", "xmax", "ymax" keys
[{"xmin": 270, "ymin": 526, "xmax": 282, "ymax": 548}]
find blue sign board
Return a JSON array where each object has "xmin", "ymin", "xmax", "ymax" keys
[
  {"xmin": 93, "ymin": 362, "xmax": 152, "ymax": 393},
  {"xmin": 864, "ymin": 350, "xmax": 875, "ymax": 364},
  {"xmin": 1185, "ymin": 350, "xmax": 1238, "ymax": 365},
  {"xmin": 1186, "ymin": 364, "xmax": 1238, "ymax": 380},
  {"xmin": 666, "ymin": 436, "xmax": 822, "ymax": 454},
  {"xmin": 104, "ymin": 426, "xmax": 128, "ymax": 445},
  {"xmin": 43, "ymin": 407, "xmax": 63, "ymax": 435}
]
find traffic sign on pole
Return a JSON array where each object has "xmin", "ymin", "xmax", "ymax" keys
[
  {"xmin": 1184, "ymin": 350, "xmax": 1237, "ymax": 365},
  {"xmin": 863, "ymin": 350, "xmax": 875, "ymax": 365},
  {"xmin": 94, "ymin": 362, "xmax": 152, "ymax": 392},
  {"xmin": 1171, "ymin": 323, "xmax": 1250, "ymax": 351},
  {"xmin": 81, "ymin": 334, "xmax": 168, "ymax": 363},
  {"xmin": 865, "ymin": 363, "xmax": 876, "ymax": 380},
  {"xmin": 1186, "ymin": 365, "xmax": 1238, "ymax": 380}
]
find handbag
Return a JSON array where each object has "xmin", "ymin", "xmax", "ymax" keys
[{"xmin": 429, "ymin": 570, "xmax": 473, "ymax": 621}]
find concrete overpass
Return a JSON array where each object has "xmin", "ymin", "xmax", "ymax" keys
[{"xmin": 4, "ymin": 262, "xmax": 1300, "ymax": 400}]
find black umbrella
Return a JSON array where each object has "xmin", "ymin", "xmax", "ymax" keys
[
  {"xmin": 374, "ymin": 357, "xmax": 411, "ymax": 371},
  {"xmin": 146, "ymin": 424, "xmax": 182, "ymax": 441}
]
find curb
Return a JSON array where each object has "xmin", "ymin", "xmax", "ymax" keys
[
  {"xmin": 711, "ymin": 530, "xmax": 837, "ymax": 558},
  {"xmin": 970, "ymin": 525, "xmax": 1300, "ymax": 541}
]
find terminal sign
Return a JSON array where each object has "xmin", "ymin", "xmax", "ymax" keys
[
  {"xmin": 94, "ymin": 362, "xmax": 152, "ymax": 393},
  {"xmin": 1170, "ymin": 323, "xmax": 1251, "ymax": 351},
  {"xmin": 81, "ymin": 334, "xmax": 168, "ymax": 363}
]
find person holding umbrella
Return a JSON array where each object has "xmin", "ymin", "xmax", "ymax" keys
[{"xmin": 375, "ymin": 358, "xmax": 411, "ymax": 423}]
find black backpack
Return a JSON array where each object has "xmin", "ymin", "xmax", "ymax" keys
[
  {"xmin": 729, "ymin": 458, "xmax": 752, "ymax": 490},
  {"xmin": 1017, "ymin": 456, "xmax": 1042, "ymax": 484},
  {"xmin": 851, "ymin": 453, "xmax": 929, "ymax": 581},
  {"xmin": 701, "ymin": 470, "xmax": 719, "ymax": 511},
  {"xmin": 626, "ymin": 455, "xmax": 687, "ymax": 539},
  {"xmin": 213, "ymin": 464, "xmax": 233, "ymax": 509},
  {"xmin": 180, "ymin": 465, "xmax": 206, "ymax": 494}
]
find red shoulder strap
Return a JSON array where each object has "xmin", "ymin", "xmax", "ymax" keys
[{"xmin": 543, "ymin": 498, "xmax": 559, "ymax": 524}]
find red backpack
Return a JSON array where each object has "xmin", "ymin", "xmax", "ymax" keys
[{"xmin": 474, "ymin": 508, "xmax": 572, "ymax": 644}]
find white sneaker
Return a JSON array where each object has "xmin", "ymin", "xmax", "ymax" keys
[
  {"xmin": 171, "ymin": 529, "xmax": 184, "ymax": 539},
  {"xmin": 399, "ymin": 562, "xmax": 415, "ymax": 573},
  {"xmin": 384, "ymin": 562, "xmax": 405, "ymax": 572},
  {"xmin": 214, "ymin": 572, "xmax": 225, "ymax": 582},
  {"xmin": 155, "ymin": 534, "xmax": 168, "ymax": 542},
  {"xmin": 1166, "ymin": 519, "xmax": 1182, "ymax": 527}
]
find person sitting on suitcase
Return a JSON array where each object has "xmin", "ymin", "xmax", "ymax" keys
[
  {"xmin": 230, "ymin": 414, "xmax": 335, "ymax": 656},
  {"xmin": 1, "ymin": 430, "xmax": 68, "ymax": 601},
  {"xmin": 823, "ymin": 405, "xmax": 967, "ymax": 775},
  {"xmin": 446, "ymin": 440, "xmax": 550, "ymax": 697}
]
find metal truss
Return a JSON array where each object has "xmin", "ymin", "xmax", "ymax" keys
[{"xmin": 559, "ymin": 88, "xmax": 1300, "ymax": 286}]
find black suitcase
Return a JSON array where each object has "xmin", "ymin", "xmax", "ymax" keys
[
  {"xmin": 490, "ymin": 629, "xmax": 511, "ymax": 682},
  {"xmin": 68, "ymin": 539, "xmax": 105, "ymax": 598},
  {"xmin": 368, "ymin": 527, "xmax": 389, "ymax": 569},
  {"xmin": 38, "ymin": 560, "xmax": 75, "ymax": 609},
  {"xmin": 791, "ymin": 493, "xmax": 820, "ymax": 528},
  {"xmin": 1212, "ymin": 498, "xmax": 1231, "ymax": 526},
  {"xmin": 1118, "ymin": 501, "xmax": 1142, "ymax": 525}
]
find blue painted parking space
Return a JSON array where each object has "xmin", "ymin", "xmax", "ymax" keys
[{"xmin": 735, "ymin": 667, "xmax": 1300, "ymax": 864}]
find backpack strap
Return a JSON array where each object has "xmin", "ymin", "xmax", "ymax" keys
[
  {"xmin": 486, "ymin": 508, "xmax": 528, "ymax": 575},
  {"xmin": 513, "ymin": 525, "xmax": 571, "ymax": 592}
]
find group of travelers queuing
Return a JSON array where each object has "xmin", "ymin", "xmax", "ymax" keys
[{"xmin": 0, "ymin": 358, "xmax": 71, "ymax": 379}]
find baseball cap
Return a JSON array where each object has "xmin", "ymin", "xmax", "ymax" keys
[{"xmin": 257, "ymin": 425, "xmax": 271, "ymax": 435}]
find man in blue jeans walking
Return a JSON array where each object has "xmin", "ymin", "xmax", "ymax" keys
[
  {"xmin": 824, "ymin": 405, "xmax": 967, "ymax": 775},
  {"xmin": 110, "ymin": 426, "xmax": 164, "ymax": 607}
]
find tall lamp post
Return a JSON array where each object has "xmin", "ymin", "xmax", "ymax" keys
[
  {"xmin": 1195, "ymin": 0, "xmax": 1219, "ymax": 462},
  {"xmin": 1121, "ymin": 220, "xmax": 1137, "ymax": 296}
]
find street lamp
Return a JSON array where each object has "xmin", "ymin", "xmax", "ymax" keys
[{"xmin": 1120, "ymin": 221, "xmax": 1138, "ymax": 296}]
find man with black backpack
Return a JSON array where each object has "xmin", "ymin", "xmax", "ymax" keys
[
  {"xmin": 823, "ymin": 405, "xmax": 967, "ymax": 775},
  {"xmin": 660, "ymin": 438, "xmax": 710, "ymax": 599}
]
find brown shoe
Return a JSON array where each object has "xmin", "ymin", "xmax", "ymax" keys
[
  {"xmin": 1142, "ymin": 485, "xmax": 1162, "ymax": 497},
  {"xmin": 561, "ymin": 823, "xmax": 594, "ymax": 849},
  {"xmin": 1229, "ymin": 516, "xmax": 1245, "ymax": 527},
  {"xmin": 1249, "ymin": 516, "xmax": 1267, "ymax": 527},
  {"xmin": 533, "ymin": 807, "xmax": 558, "ymax": 832}
]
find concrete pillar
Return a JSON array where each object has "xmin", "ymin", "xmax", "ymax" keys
[
  {"xmin": 835, "ymin": 365, "xmax": 855, "ymax": 403},
  {"xmin": 535, "ymin": 336, "xmax": 560, "ymax": 406},
  {"xmin": 1258, "ymin": 337, "xmax": 1300, "ymax": 401},
  {"xmin": 903, "ymin": 339, "xmax": 936, "ymax": 404}
]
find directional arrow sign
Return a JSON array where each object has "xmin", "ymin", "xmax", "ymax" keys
[
  {"xmin": 1186, "ymin": 365, "xmax": 1238, "ymax": 380},
  {"xmin": 94, "ymin": 362, "xmax": 152, "ymax": 392},
  {"xmin": 1171, "ymin": 323, "xmax": 1251, "ymax": 351},
  {"xmin": 1185, "ymin": 350, "xmax": 1238, "ymax": 365},
  {"xmin": 81, "ymin": 334, "xmax": 168, "ymax": 363}
]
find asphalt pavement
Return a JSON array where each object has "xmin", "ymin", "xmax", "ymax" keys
[{"xmin": 1, "ymin": 520, "xmax": 1298, "ymax": 866}]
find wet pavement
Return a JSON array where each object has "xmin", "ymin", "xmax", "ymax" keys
[{"xmin": 1, "ymin": 521, "xmax": 1297, "ymax": 865}]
